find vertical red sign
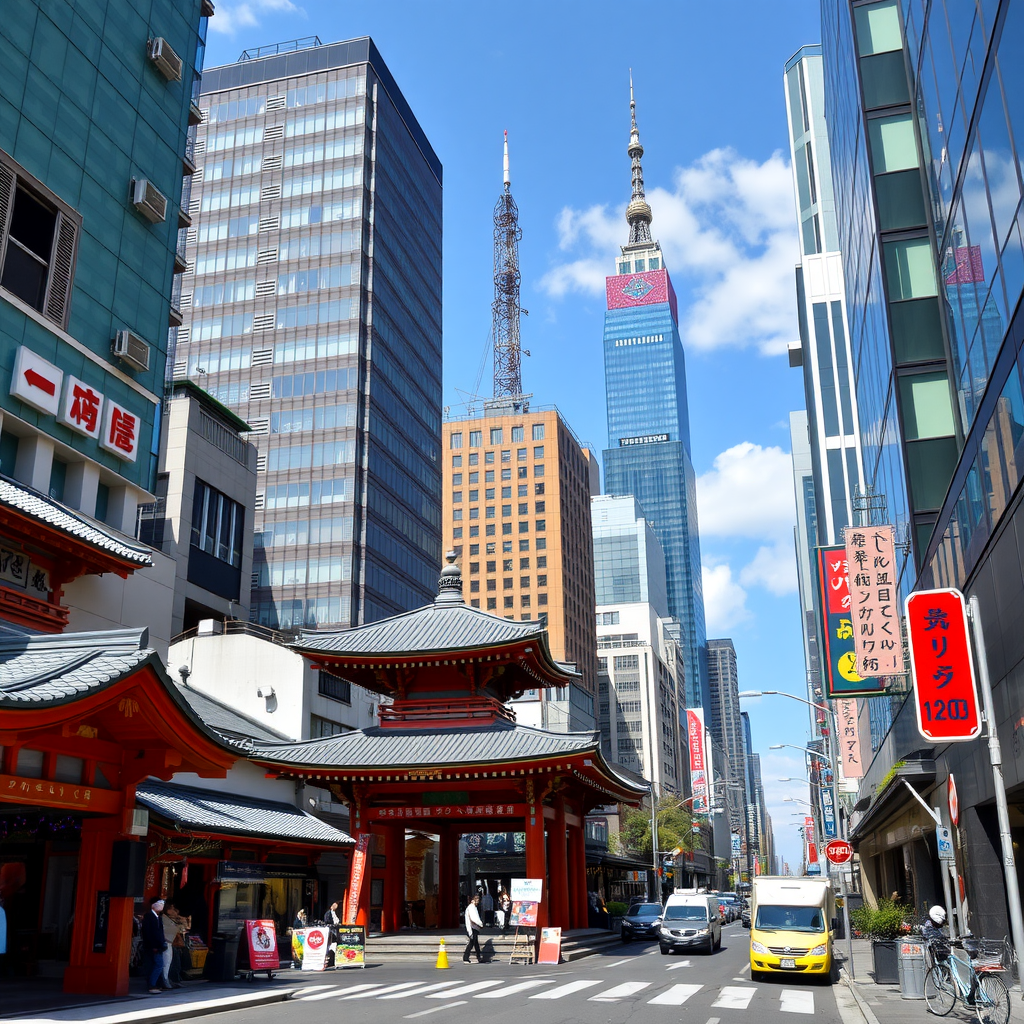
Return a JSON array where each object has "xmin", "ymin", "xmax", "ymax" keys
[
  {"xmin": 906, "ymin": 589, "xmax": 981, "ymax": 742},
  {"xmin": 805, "ymin": 816, "xmax": 818, "ymax": 863},
  {"xmin": 344, "ymin": 834, "xmax": 372, "ymax": 925}
]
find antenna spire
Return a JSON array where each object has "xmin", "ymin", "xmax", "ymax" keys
[
  {"xmin": 492, "ymin": 131, "xmax": 523, "ymax": 399},
  {"xmin": 625, "ymin": 70, "xmax": 653, "ymax": 246}
]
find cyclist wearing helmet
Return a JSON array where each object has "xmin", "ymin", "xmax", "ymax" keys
[{"xmin": 923, "ymin": 905, "xmax": 947, "ymax": 945}]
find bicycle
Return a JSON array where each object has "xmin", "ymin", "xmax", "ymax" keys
[{"xmin": 924, "ymin": 937, "xmax": 1010, "ymax": 1024}]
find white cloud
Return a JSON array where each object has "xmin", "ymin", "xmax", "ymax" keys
[
  {"xmin": 701, "ymin": 563, "xmax": 751, "ymax": 634},
  {"xmin": 696, "ymin": 442, "xmax": 796, "ymax": 542},
  {"xmin": 210, "ymin": 0, "xmax": 303, "ymax": 35},
  {"xmin": 540, "ymin": 147, "xmax": 800, "ymax": 355},
  {"xmin": 740, "ymin": 542, "xmax": 797, "ymax": 596}
]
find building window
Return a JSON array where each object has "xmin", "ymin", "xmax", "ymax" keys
[
  {"xmin": 486, "ymin": 560, "xmax": 496, "ymax": 572},
  {"xmin": 485, "ymin": 470, "xmax": 495, "ymax": 482},
  {"xmin": 471, "ymin": 599, "xmax": 480, "ymax": 608},
  {"xmin": 532, "ymin": 424, "xmax": 545, "ymax": 440},
  {"xmin": 452, "ymin": 491, "xmax": 463, "ymax": 504},
  {"xmin": 520, "ymin": 576, "xmax": 530, "ymax": 588},
  {"xmin": 191, "ymin": 480, "xmax": 245, "ymax": 567},
  {"xmin": 485, "ymin": 451, "xmax": 494, "ymax": 464},
  {"xmin": 520, "ymin": 557, "xmax": 530, "ymax": 569},
  {"xmin": 533, "ymin": 446, "xmax": 544, "ymax": 459},
  {"xmin": 470, "ymin": 430, "xmax": 482, "ymax": 447},
  {"xmin": 519, "ymin": 540, "xmax": 529, "ymax": 551},
  {"xmin": 517, "ymin": 448, "xmax": 527, "ymax": 461},
  {"xmin": 486, "ymin": 506, "xmax": 496, "ymax": 518},
  {"xmin": 502, "ymin": 523, "xmax": 512, "ymax": 534},
  {"xmin": 453, "ymin": 527, "xmax": 463, "ymax": 538},
  {"xmin": 469, "ymin": 471, "xmax": 480, "ymax": 484},
  {"xmin": 502, "ymin": 504, "xmax": 512, "ymax": 517},
  {"xmin": 535, "ymin": 501, "xmax": 545, "ymax": 513},
  {"xmin": 470, "ymin": 580, "xmax": 479, "ymax": 592},
  {"xmin": 469, "ymin": 561, "xmax": 479, "ymax": 574},
  {"xmin": 535, "ymin": 520, "xmax": 546, "ymax": 532},
  {"xmin": 502, "ymin": 541, "xmax": 512, "ymax": 552},
  {"xmin": 538, "ymin": 593, "xmax": 548, "ymax": 605},
  {"xmin": 469, "ymin": 452, "xmax": 479, "ymax": 465},
  {"xmin": 536, "ymin": 538, "xmax": 546, "ymax": 550},
  {"xmin": 518, "ymin": 485, "xmax": 528, "ymax": 497},
  {"xmin": 504, "ymin": 597, "xmax": 514, "ymax": 608},
  {"xmin": 597, "ymin": 610, "xmax": 619, "ymax": 625},
  {"xmin": 470, "ymin": 544, "xmax": 480, "ymax": 555},
  {"xmin": 515, "ymin": 502, "xmax": 526, "ymax": 515},
  {"xmin": 310, "ymin": 714, "xmax": 347, "ymax": 738},
  {"xmin": 534, "ymin": 464, "xmax": 545, "ymax": 477},
  {"xmin": 511, "ymin": 426, "xmax": 524, "ymax": 442},
  {"xmin": 0, "ymin": 154, "xmax": 80, "ymax": 329},
  {"xmin": 519, "ymin": 521, "xmax": 529, "ymax": 533},
  {"xmin": 452, "ymin": 455, "xmax": 462, "ymax": 467},
  {"xmin": 503, "ymin": 559, "xmax": 513, "ymax": 571},
  {"xmin": 537, "ymin": 555, "xmax": 546, "ymax": 568},
  {"xmin": 538, "ymin": 612, "xmax": 548, "ymax": 626},
  {"xmin": 484, "ymin": 488, "xmax": 494, "ymax": 500},
  {"xmin": 469, "ymin": 526, "xmax": 479, "ymax": 537},
  {"xmin": 518, "ymin": 467, "xmax": 527, "ymax": 479},
  {"xmin": 487, "ymin": 578, "xmax": 496, "ymax": 591},
  {"xmin": 486, "ymin": 524, "xmax": 496, "ymax": 536},
  {"xmin": 501, "ymin": 468, "xmax": 511, "ymax": 481},
  {"xmin": 500, "ymin": 487, "xmax": 510, "ymax": 499},
  {"xmin": 487, "ymin": 598, "xmax": 497, "ymax": 610},
  {"xmin": 452, "ymin": 473, "xmax": 462, "ymax": 485},
  {"xmin": 489, "ymin": 428, "xmax": 502, "ymax": 444},
  {"xmin": 469, "ymin": 507, "xmax": 479, "ymax": 519},
  {"xmin": 450, "ymin": 432, "xmax": 463, "ymax": 449},
  {"xmin": 521, "ymin": 595, "xmax": 531, "ymax": 607},
  {"xmin": 503, "ymin": 577, "xmax": 513, "ymax": 590},
  {"xmin": 501, "ymin": 450, "xmax": 511, "ymax": 462},
  {"xmin": 535, "ymin": 483, "xmax": 545, "ymax": 495},
  {"xmin": 319, "ymin": 672, "xmax": 351, "ymax": 704}
]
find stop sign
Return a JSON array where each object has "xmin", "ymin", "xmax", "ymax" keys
[{"xmin": 825, "ymin": 839, "xmax": 853, "ymax": 864}]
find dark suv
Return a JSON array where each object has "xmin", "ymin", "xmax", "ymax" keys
[{"xmin": 621, "ymin": 902, "xmax": 664, "ymax": 942}]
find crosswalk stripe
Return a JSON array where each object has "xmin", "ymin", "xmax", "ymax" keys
[
  {"xmin": 590, "ymin": 981, "xmax": 651, "ymax": 1001},
  {"xmin": 342, "ymin": 982, "xmax": 419, "ymax": 999},
  {"xmin": 647, "ymin": 983, "xmax": 703, "ymax": 1006},
  {"xmin": 780, "ymin": 989, "xmax": 815, "ymax": 1014},
  {"xmin": 531, "ymin": 980, "xmax": 601, "ymax": 999},
  {"xmin": 404, "ymin": 1001, "xmax": 467, "ymax": 1018},
  {"xmin": 296, "ymin": 985, "xmax": 335, "ymax": 995},
  {"xmin": 427, "ymin": 980, "xmax": 503, "ymax": 997},
  {"xmin": 475, "ymin": 980, "xmax": 554, "ymax": 998},
  {"xmin": 301, "ymin": 988, "xmax": 357, "ymax": 1001},
  {"xmin": 712, "ymin": 986, "xmax": 757, "ymax": 1009},
  {"xmin": 378, "ymin": 982, "xmax": 462, "ymax": 999},
  {"xmin": 666, "ymin": 960, "xmax": 692, "ymax": 970}
]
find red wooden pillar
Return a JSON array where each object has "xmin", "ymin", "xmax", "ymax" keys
[
  {"xmin": 64, "ymin": 815, "xmax": 134, "ymax": 996},
  {"xmin": 568, "ymin": 823, "xmax": 588, "ymax": 929},
  {"xmin": 525, "ymin": 792, "xmax": 547, "ymax": 930},
  {"xmin": 438, "ymin": 827, "xmax": 458, "ymax": 928},
  {"xmin": 547, "ymin": 798, "xmax": 569, "ymax": 929},
  {"xmin": 383, "ymin": 824, "xmax": 405, "ymax": 933}
]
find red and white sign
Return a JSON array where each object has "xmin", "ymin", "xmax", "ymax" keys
[
  {"xmin": 300, "ymin": 925, "xmax": 330, "ymax": 972},
  {"xmin": 244, "ymin": 919, "xmax": 280, "ymax": 971},
  {"xmin": 906, "ymin": 589, "xmax": 982, "ymax": 742},
  {"xmin": 99, "ymin": 399, "xmax": 140, "ymax": 462},
  {"xmin": 807, "ymin": 842, "xmax": 819, "ymax": 864},
  {"xmin": 59, "ymin": 375, "xmax": 104, "ymax": 438},
  {"xmin": 344, "ymin": 834, "xmax": 372, "ymax": 925},
  {"xmin": 948, "ymin": 774, "xmax": 960, "ymax": 826},
  {"xmin": 686, "ymin": 708, "xmax": 709, "ymax": 812},
  {"xmin": 824, "ymin": 839, "xmax": 853, "ymax": 865},
  {"xmin": 11, "ymin": 346, "xmax": 62, "ymax": 416},
  {"xmin": 537, "ymin": 927, "xmax": 562, "ymax": 964}
]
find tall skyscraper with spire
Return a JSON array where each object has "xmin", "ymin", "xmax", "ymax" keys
[{"xmin": 601, "ymin": 79, "xmax": 709, "ymax": 711}]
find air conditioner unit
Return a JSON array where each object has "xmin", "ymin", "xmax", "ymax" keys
[
  {"xmin": 147, "ymin": 37, "xmax": 183, "ymax": 81},
  {"xmin": 130, "ymin": 178, "xmax": 167, "ymax": 224},
  {"xmin": 112, "ymin": 329, "xmax": 152, "ymax": 372}
]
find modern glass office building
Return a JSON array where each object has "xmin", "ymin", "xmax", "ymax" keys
[
  {"xmin": 180, "ymin": 37, "xmax": 443, "ymax": 630},
  {"xmin": 601, "ymin": 90, "xmax": 709, "ymax": 712},
  {"xmin": 822, "ymin": 0, "xmax": 1024, "ymax": 940}
]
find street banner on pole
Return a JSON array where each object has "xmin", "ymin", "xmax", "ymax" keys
[
  {"xmin": 836, "ymin": 698, "xmax": 865, "ymax": 779},
  {"xmin": 805, "ymin": 816, "xmax": 818, "ymax": 863},
  {"xmin": 816, "ymin": 546, "xmax": 887, "ymax": 697},
  {"xmin": 906, "ymin": 589, "xmax": 982, "ymax": 742},
  {"xmin": 344, "ymin": 834, "xmax": 373, "ymax": 924},
  {"xmin": 686, "ymin": 709, "xmax": 709, "ymax": 812},
  {"xmin": 843, "ymin": 525, "xmax": 905, "ymax": 677},
  {"xmin": 821, "ymin": 788, "xmax": 837, "ymax": 838}
]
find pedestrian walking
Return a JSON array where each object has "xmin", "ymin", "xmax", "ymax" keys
[
  {"xmin": 141, "ymin": 898, "xmax": 168, "ymax": 994},
  {"xmin": 159, "ymin": 901, "xmax": 184, "ymax": 988},
  {"xmin": 499, "ymin": 888, "xmax": 511, "ymax": 936},
  {"xmin": 463, "ymin": 894, "xmax": 484, "ymax": 963}
]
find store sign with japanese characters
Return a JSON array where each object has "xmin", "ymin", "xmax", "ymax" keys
[
  {"xmin": 906, "ymin": 588, "xmax": 981, "ymax": 742},
  {"xmin": 816, "ymin": 546, "xmax": 887, "ymax": 698},
  {"xmin": 843, "ymin": 525, "xmax": 905, "ymax": 677},
  {"xmin": 0, "ymin": 543, "xmax": 50, "ymax": 599},
  {"xmin": 836, "ymin": 698, "xmax": 864, "ymax": 779},
  {"xmin": 9, "ymin": 347, "xmax": 140, "ymax": 462}
]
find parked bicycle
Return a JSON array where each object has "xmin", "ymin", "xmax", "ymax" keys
[{"xmin": 923, "ymin": 936, "xmax": 1010, "ymax": 1024}]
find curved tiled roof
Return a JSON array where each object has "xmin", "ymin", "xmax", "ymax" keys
[
  {"xmin": 0, "ymin": 477, "xmax": 153, "ymax": 566},
  {"xmin": 294, "ymin": 601, "xmax": 550, "ymax": 657},
  {"xmin": 136, "ymin": 779, "xmax": 354, "ymax": 845}
]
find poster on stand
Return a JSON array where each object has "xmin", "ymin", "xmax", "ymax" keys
[
  {"xmin": 510, "ymin": 901, "xmax": 539, "ymax": 927},
  {"xmin": 301, "ymin": 926, "xmax": 330, "ymax": 971},
  {"xmin": 537, "ymin": 927, "xmax": 562, "ymax": 964},
  {"xmin": 335, "ymin": 925, "xmax": 366, "ymax": 967},
  {"xmin": 244, "ymin": 919, "xmax": 280, "ymax": 970}
]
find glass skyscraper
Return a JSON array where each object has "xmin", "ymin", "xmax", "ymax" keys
[
  {"xmin": 179, "ymin": 37, "xmax": 443, "ymax": 630},
  {"xmin": 601, "ymin": 87, "xmax": 708, "ymax": 711}
]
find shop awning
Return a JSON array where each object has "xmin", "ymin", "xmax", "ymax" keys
[
  {"xmin": 136, "ymin": 779, "xmax": 354, "ymax": 846},
  {"xmin": 849, "ymin": 756, "xmax": 937, "ymax": 844}
]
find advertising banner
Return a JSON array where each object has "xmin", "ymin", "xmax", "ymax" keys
[
  {"xmin": 244, "ymin": 920, "xmax": 280, "ymax": 971},
  {"xmin": 731, "ymin": 833, "xmax": 742, "ymax": 856},
  {"xmin": 820, "ymin": 789, "xmax": 837, "ymax": 839},
  {"xmin": 511, "ymin": 878, "xmax": 544, "ymax": 902},
  {"xmin": 816, "ymin": 546, "xmax": 887, "ymax": 697},
  {"xmin": 844, "ymin": 525, "xmax": 905, "ymax": 677},
  {"xmin": 836, "ymin": 698, "xmax": 864, "ymax": 779},
  {"xmin": 344, "ymin": 833, "xmax": 373, "ymax": 924},
  {"xmin": 335, "ymin": 925, "xmax": 366, "ymax": 967},
  {"xmin": 300, "ymin": 926, "xmax": 330, "ymax": 971},
  {"xmin": 510, "ymin": 901, "xmax": 539, "ymax": 928},
  {"xmin": 686, "ymin": 708, "xmax": 709, "ymax": 812},
  {"xmin": 537, "ymin": 927, "xmax": 562, "ymax": 964}
]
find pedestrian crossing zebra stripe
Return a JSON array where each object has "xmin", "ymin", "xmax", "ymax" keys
[{"xmin": 647, "ymin": 983, "xmax": 703, "ymax": 1005}]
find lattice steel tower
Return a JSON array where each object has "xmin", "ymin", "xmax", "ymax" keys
[{"xmin": 492, "ymin": 131, "xmax": 524, "ymax": 399}]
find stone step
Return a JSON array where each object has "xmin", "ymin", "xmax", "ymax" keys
[{"xmin": 362, "ymin": 930, "xmax": 623, "ymax": 963}]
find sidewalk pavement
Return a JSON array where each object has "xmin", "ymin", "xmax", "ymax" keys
[{"xmin": 838, "ymin": 937, "xmax": 1024, "ymax": 1024}]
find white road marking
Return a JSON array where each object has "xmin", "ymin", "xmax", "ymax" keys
[
  {"xmin": 378, "ymin": 982, "xmax": 462, "ymax": 999},
  {"xmin": 780, "ymin": 989, "xmax": 815, "ymax": 1014},
  {"xmin": 404, "ymin": 1001, "xmax": 467, "ymax": 1018},
  {"xmin": 475, "ymin": 980, "xmax": 554, "ymax": 998},
  {"xmin": 427, "ymin": 980, "xmax": 503, "ymax": 997},
  {"xmin": 604, "ymin": 958, "xmax": 637, "ymax": 968},
  {"xmin": 733, "ymin": 976, "xmax": 745, "ymax": 981},
  {"xmin": 302, "ymin": 989, "xmax": 358, "ymax": 1002},
  {"xmin": 590, "ymin": 981, "xmax": 651, "ymax": 1001},
  {"xmin": 666, "ymin": 960, "xmax": 692, "ymax": 970},
  {"xmin": 712, "ymin": 986, "xmax": 757, "ymax": 1009},
  {"xmin": 647, "ymin": 983, "xmax": 703, "ymax": 1005},
  {"xmin": 706, "ymin": 1017, "xmax": 721, "ymax": 1024},
  {"xmin": 342, "ymin": 982, "xmax": 419, "ymax": 999},
  {"xmin": 531, "ymin": 979, "xmax": 601, "ymax": 999},
  {"xmin": 296, "ymin": 985, "xmax": 335, "ymax": 995}
]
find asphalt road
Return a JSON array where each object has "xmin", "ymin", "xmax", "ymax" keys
[{"xmin": 181, "ymin": 922, "xmax": 865, "ymax": 1024}]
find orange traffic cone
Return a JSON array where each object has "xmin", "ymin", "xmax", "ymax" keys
[{"xmin": 436, "ymin": 938, "xmax": 450, "ymax": 969}]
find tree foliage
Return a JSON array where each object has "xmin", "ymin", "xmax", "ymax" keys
[{"xmin": 616, "ymin": 797, "xmax": 695, "ymax": 858}]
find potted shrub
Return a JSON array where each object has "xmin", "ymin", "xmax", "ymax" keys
[
  {"xmin": 850, "ymin": 898, "xmax": 911, "ymax": 984},
  {"xmin": 606, "ymin": 901, "xmax": 628, "ymax": 932}
]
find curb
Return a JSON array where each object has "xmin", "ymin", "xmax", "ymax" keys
[
  {"xmin": 11, "ymin": 987, "xmax": 297, "ymax": 1024},
  {"xmin": 840, "ymin": 968, "xmax": 882, "ymax": 1024}
]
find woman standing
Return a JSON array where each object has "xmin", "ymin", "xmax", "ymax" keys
[{"xmin": 498, "ymin": 888, "xmax": 512, "ymax": 936}]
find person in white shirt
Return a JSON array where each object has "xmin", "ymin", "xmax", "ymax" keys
[{"xmin": 463, "ymin": 894, "xmax": 484, "ymax": 963}]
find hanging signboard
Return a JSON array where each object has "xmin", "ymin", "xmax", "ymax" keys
[
  {"xmin": 344, "ymin": 834, "xmax": 373, "ymax": 924},
  {"xmin": 244, "ymin": 920, "xmax": 280, "ymax": 971},
  {"xmin": 537, "ymin": 927, "xmax": 562, "ymax": 964},
  {"xmin": 906, "ymin": 589, "xmax": 982, "ymax": 742},
  {"xmin": 816, "ymin": 546, "xmax": 887, "ymax": 697},
  {"xmin": 686, "ymin": 708, "xmax": 709, "ymax": 811},
  {"xmin": 820, "ymin": 788, "xmax": 837, "ymax": 839},
  {"xmin": 300, "ymin": 926, "xmax": 330, "ymax": 971},
  {"xmin": 335, "ymin": 925, "xmax": 366, "ymax": 968},
  {"xmin": 836, "ymin": 698, "xmax": 864, "ymax": 779},
  {"xmin": 843, "ymin": 525, "xmax": 905, "ymax": 677}
]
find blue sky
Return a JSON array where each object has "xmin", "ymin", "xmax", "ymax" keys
[{"xmin": 205, "ymin": 0, "xmax": 824, "ymax": 870}]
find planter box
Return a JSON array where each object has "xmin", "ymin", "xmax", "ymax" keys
[{"xmin": 872, "ymin": 940, "xmax": 900, "ymax": 984}]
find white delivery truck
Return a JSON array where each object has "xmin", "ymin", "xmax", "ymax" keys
[{"xmin": 749, "ymin": 876, "xmax": 834, "ymax": 981}]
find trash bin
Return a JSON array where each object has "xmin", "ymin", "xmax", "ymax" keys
[
  {"xmin": 206, "ymin": 933, "xmax": 240, "ymax": 982},
  {"xmin": 897, "ymin": 939, "xmax": 927, "ymax": 999}
]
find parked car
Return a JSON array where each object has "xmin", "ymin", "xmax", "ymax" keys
[
  {"xmin": 658, "ymin": 891, "xmax": 722, "ymax": 955},
  {"xmin": 620, "ymin": 902, "xmax": 664, "ymax": 942},
  {"xmin": 719, "ymin": 896, "xmax": 742, "ymax": 922}
]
